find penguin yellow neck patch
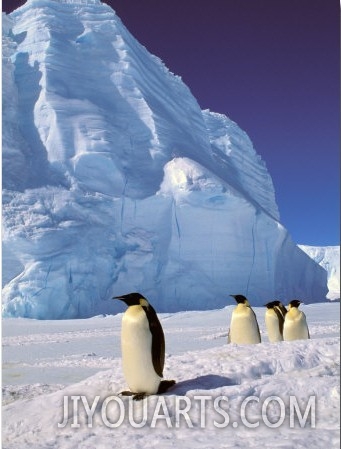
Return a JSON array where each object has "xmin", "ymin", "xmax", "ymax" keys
[{"xmin": 139, "ymin": 298, "xmax": 149, "ymax": 308}]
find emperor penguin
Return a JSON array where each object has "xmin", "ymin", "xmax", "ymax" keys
[
  {"xmin": 264, "ymin": 301, "xmax": 287, "ymax": 342},
  {"xmin": 114, "ymin": 292, "xmax": 175, "ymax": 400},
  {"xmin": 228, "ymin": 294, "xmax": 261, "ymax": 344},
  {"xmin": 283, "ymin": 300, "xmax": 310, "ymax": 341}
]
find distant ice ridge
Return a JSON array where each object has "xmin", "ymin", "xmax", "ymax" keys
[
  {"xmin": 2, "ymin": 0, "xmax": 328, "ymax": 318},
  {"xmin": 27, "ymin": 0, "xmax": 102, "ymax": 5},
  {"xmin": 299, "ymin": 245, "xmax": 340, "ymax": 300}
]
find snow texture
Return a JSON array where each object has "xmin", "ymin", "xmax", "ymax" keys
[
  {"xmin": 2, "ymin": 0, "xmax": 328, "ymax": 319},
  {"xmin": 2, "ymin": 303, "xmax": 340, "ymax": 448},
  {"xmin": 298, "ymin": 245, "xmax": 340, "ymax": 301}
]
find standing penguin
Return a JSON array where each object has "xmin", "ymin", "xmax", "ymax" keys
[
  {"xmin": 228, "ymin": 294, "xmax": 261, "ymax": 344},
  {"xmin": 283, "ymin": 300, "xmax": 310, "ymax": 341},
  {"xmin": 114, "ymin": 292, "xmax": 175, "ymax": 400},
  {"xmin": 264, "ymin": 300, "xmax": 287, "ymax": 342}
]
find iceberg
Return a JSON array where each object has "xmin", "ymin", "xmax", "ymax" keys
[
  {"xmin": 2, "ymin": 0, "xmax": 328, "ymax": 318},
  {"xmin": 298, "ymin": 245, "xmax": 340, "ymax": 301}
]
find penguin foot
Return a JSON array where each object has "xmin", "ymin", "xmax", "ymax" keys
[
  {"xmin": 120, "ymin": 381, "xmax": 176, "ymax": 401},
  {"xmin": 120, "ymin": 390, "xmax": 148, "ymax": 401},
  {"xmin": 120, "ymin": 390, "xmax": 135, "ymax": 397},
  {"xmin": 132, "ymin": 393, "xmax": 147, "ymax": 401},
  {"xmin": 157, "ymin": 380, "xmax": 176, "ymax": 394}
]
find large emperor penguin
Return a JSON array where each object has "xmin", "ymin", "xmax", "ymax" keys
[
  {"xmin": 264, "ymin": 300, "xmax": 287, "ymax": 342},
  {"xmin": 228, "ymin": 294, "xmax": 261, "ymax": 344},
  {"xmin": 114, "ymin": 292, "xmax": 175, "ymax": 400},
  {"xmin": 283, "ymin": 300, "xmax": 310, "ymax": 341}
]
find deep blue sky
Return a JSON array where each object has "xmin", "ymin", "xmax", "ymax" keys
[{"xmin": 3, "ymin": 0, "xmax": 340, "ymax": 246}]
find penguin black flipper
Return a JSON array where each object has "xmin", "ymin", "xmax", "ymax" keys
[
  {"xmin": 273, "ymin": 306, "xmax": 285, "ymax": 336},
  {"xmin": 142, "ymin": 304, "xmax": 165, "ymax": 378},
  {"xmin": 276, "ymin": 302, "xmax": 288, "ymax": 318},
  {"xmin": 250, "ymin": 307, "xmax": 261, "ymax": 339}
]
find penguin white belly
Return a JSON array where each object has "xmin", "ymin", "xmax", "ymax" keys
[
  {"xmin": 230, "ymin": 307, "xmax": 260, "ymax": 344},
  {"xmin": 121, "ymin": 305, "xmax": 162, "ymax": 394},
  {"xmin": 283, "ymin": 311, "xmax": 309, "ymax": 341},
  {"xmin": 265, "ymin": 311, "xmax": 283, "ymax": 342}
]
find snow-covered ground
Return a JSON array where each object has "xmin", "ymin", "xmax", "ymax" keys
[{"xmin": 2, "ymin": 302, "xmax": 340, "ymax": 448}]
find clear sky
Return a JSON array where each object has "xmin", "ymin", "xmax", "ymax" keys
[{"xmin": 3, "ymin": 0, "xmax": 340, "ymax": 246}]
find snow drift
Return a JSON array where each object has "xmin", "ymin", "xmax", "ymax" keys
[{"xmin": 2, "ymin": 0, "xmax": 328, "ymax": 318}]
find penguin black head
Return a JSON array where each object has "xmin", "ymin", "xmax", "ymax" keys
[
  {"xmin": 113, "ymin": 292, "xmax": 149, "ymax": 308},
  {"xmin": 264, "ymin": 300, "xmax": 282, "ymax": 309},
  {"xmin": 288, "ymin": 299, "xmax": 302, "ymax": 309},
  {"xmin": 264, "ymin": 301, "xmax": 277, "ymax": 309},
  {"xmin": 230, "ymin": 294, "xmax": 249, "ymax": 305}
]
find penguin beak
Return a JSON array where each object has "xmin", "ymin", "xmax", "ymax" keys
[
  {"xmin": 113, "ymin": 295, "xmax": 130, "ymax": 307},
  {"xmin": 112, "ymin": 293, "xmax": 142, "ymax": 307}
]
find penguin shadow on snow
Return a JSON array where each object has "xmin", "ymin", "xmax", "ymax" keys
[{"xmin": 164, "ymin": 374, "xmax": 235, "ymax": 396}]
